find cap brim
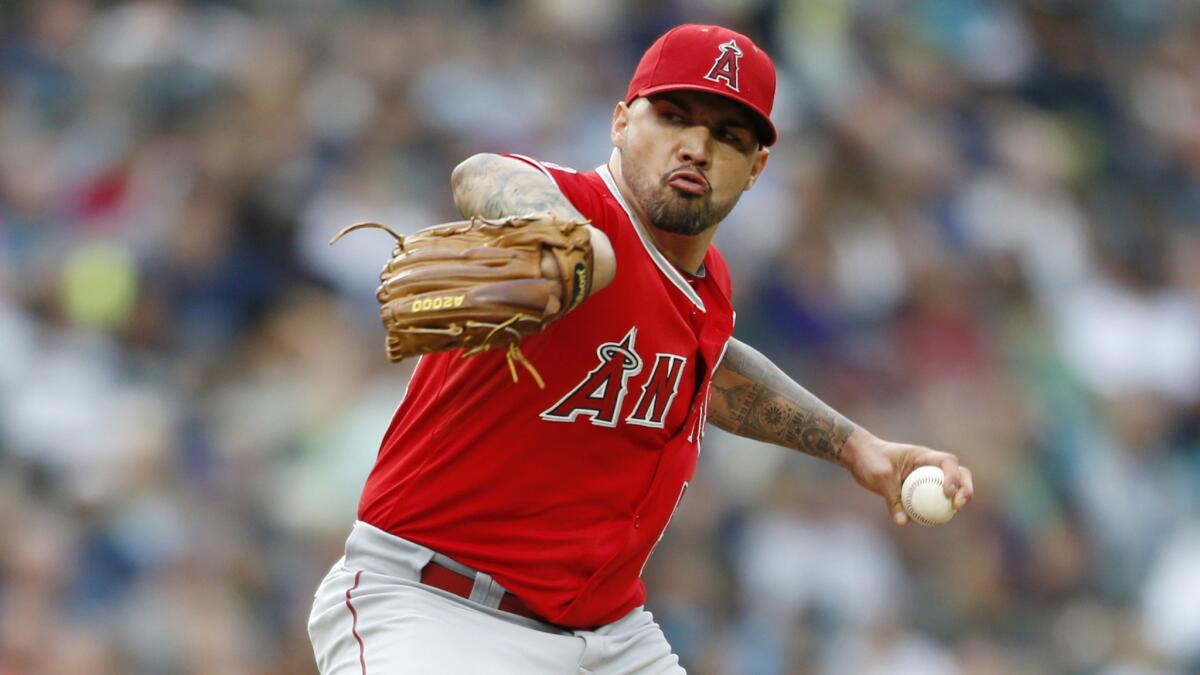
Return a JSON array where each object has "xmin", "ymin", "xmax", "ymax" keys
[{"xmin": 629, "ymin": 82, "xmax": 777, "ymax": 147}]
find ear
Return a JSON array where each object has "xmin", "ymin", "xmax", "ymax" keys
[
  {"xmin": 611, "ymin": 101, "xmax": 629, "ymax": 149},
  {"xmin": 745, "ymin": 147, "xmax": 770, "ymax": 190}
]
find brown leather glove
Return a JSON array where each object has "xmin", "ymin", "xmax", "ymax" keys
[{"xmin": 331, "ymin": 215, "xmax": 594, "ymax": 386}]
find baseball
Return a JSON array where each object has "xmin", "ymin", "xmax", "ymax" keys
[{"xmin": 901, "ymin": 466, "xmax": 956, "ymax": 526}]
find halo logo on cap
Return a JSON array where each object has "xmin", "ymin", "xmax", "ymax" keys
[{"xmin": 703, "ymin": 39, "xmax": 743, "ymax": 92}]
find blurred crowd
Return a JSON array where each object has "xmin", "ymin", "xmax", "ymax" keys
[{"xmin": 2, "ymin": 0, "xmax": 1199, "ymax": 673}]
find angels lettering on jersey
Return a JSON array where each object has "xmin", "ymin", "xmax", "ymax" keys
[{"xmin": 541, "ymin": 327, "xmax": 688, "ymax": 430}]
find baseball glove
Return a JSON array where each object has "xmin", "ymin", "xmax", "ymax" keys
[{"xmin": 330, "ymin": 215, "xmax": 595, "ymax": 387}]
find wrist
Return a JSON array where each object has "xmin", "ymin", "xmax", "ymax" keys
[{"xmin": 839, "ymin": 427, "xmax": 878, "ymax": 471}]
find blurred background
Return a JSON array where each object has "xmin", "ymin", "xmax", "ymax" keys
[{"xmin": 2, "ymin": 0, "xmax": 1199, "ymax": 673}]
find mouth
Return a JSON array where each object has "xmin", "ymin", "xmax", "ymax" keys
[{"xmin": 665, "ymin": 168, "xmax": 710, "ymax": 196}]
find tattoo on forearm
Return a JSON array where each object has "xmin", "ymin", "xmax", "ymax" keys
[
  {"xmin": 709, "ymin": 340, "xmax": 856, "ymax": 463},
  {"xmin": 452, "ymin": 154, "xmax": 584, "ymax": 220}
]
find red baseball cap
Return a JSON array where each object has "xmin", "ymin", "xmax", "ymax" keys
[{"xmin": 626, "ymin": 24, "xmax": 777, "ymax": 146}]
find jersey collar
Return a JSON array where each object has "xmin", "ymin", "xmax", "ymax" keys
[{"xmin": 596, "ymin": 164, "xmax": 706, "ymax": 312}]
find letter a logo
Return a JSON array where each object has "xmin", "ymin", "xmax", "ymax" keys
[
  {"xmin": 704, "ymin": 39, "xmax": 743, "ymax": 92},
  {"xmin": 540, "ymin": 328, "xmax": 643, "ymax": 427}
]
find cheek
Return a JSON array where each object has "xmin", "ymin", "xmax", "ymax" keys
[
  {"xmin": 627, "ymin": 123, "xmax": 675, "ymax": 166},
  {"xmin": 711, "ymin": 160, "xmax": 755, "ymax": 197}
]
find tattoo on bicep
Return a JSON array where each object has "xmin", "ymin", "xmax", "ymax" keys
[
  {"xmin": 713, "ymin": 341, "xmax": 856, "ymax": 462},
  {"xmin": 482, "ymin": 178, "xmax": 574, "ymax": 219},
  {"xmin": 453, "ymin": 156, "xmax": 582, "ymax": 220}
]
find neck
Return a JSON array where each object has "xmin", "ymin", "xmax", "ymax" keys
[{"xmin": 607, "ymin": 151, "xmax": 716, "ymax": 274}]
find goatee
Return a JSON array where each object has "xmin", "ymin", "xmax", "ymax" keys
[{"xmin": 622, "ymin": 156, "xmax": 740, "ymax": 236}]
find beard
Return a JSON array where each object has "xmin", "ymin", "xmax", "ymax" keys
[{"xmin": 621, "ymin": 153, "xmax": 741, "ymax": 236}]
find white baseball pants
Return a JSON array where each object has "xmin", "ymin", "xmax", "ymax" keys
[{"xmin": 308, "ymin": 521, "xmax": 685, "ymax": 675}]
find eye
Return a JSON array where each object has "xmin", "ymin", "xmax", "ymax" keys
[
  {"xmin": 660, "ymin": 110, "xmax": 685, "ymax": 124},
  {"xmin": 717, "ymin": 127, "xmax": 750, "ymax": 147}
]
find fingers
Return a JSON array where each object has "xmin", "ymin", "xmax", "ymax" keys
[
  {"xmin": 954, "ymin": 466, "xmax": 974, "ymax": 510},
  {"xmin": 884, "ymin": 486, "xmax": 908, "ymax": 527},
  {"xmin": 928, "ymin": 452, "xmax": 973, "ymax": 510},
  {"xmin": 937, "ymin": 454, "xmax": 961, "ymax": 497},
  {"xmin": 540, "ymin": 249, "xmax": 560, "ymax": 281},
  {"xmin": 868, "ymin": 442, "xmax": 975, "ymax": 526},
  {"xmin": 914, "ymin": 447, "xmax": 974, "ymax": 512}
]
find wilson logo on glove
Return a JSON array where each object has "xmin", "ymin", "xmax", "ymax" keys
[{"xmin": 570, "ymin": 264, "xmax": 590, "ymax": 311}]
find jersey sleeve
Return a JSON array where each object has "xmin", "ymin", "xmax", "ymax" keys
[{"xmin": 502, "ymin": 154, "xmax": 616, "ymax": 235}]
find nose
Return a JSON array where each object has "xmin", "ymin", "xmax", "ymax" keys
[{"xmin": 675, "ymin": 125, "xmax": 711, "ymax": 168}]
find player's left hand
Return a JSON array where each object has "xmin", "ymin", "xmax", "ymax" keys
[
  {"xmin": 840, "ymin": 429, "xmax": 974, "ymax": 527},
  {"xmin": 329, "ymin": 214, "xmax": 600, "ymax": 387}
]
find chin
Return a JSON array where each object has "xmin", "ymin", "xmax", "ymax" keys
[
  {"xmin": 667, "ymin": 186, "xmax": 704, "ymax": 200},
  {"xmin": 650, "ymin": 215, "xmax": 715, "ymax": 236}
]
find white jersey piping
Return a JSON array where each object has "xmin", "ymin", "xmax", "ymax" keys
[{"xmin": 508, "ymin": 153, "xmax": 556, "ymax": 182}]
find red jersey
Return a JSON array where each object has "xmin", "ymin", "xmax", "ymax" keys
[{"xmin": 358, "ymin": 156, "xmax": 736, "ymax": 628}]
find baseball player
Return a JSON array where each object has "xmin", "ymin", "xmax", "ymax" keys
[{"xmin": 309, "ymin": 24, "xmax": 974, "ymax": 674}]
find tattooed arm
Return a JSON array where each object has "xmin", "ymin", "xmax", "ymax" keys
[
  {"xmin": 452, "ymin": 153, "xmax": 585, "ymax": 221},
  {"xmin": 709, "ymin": 338, "xmax": 975, "ymax": 525},
  {"xmin": 451, "ymin": 153, "xmax": 615, "ymax": 291},
  {"xmin": 708, "ymin": 338, "xmax": 856, "ymax": 463}
]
